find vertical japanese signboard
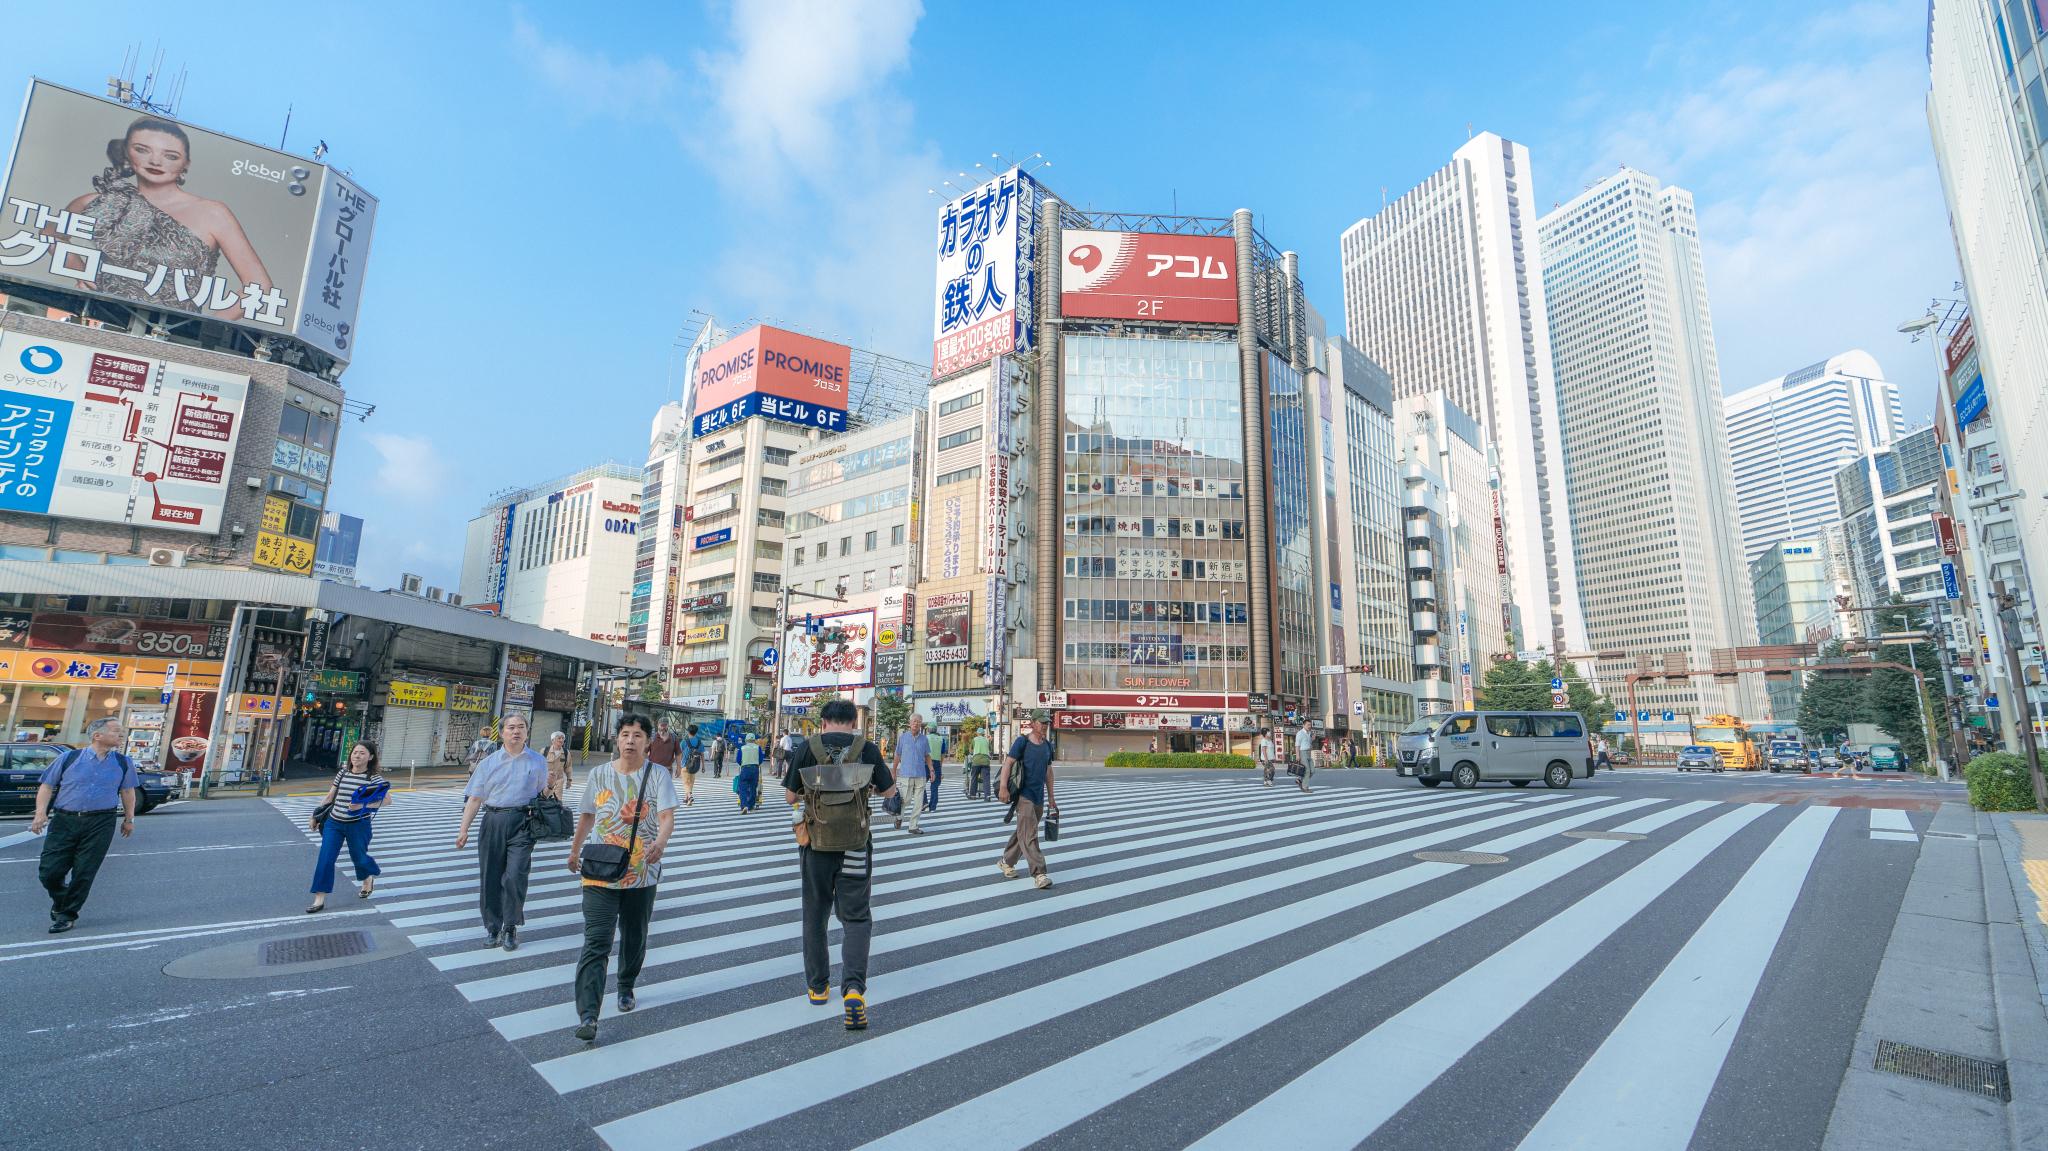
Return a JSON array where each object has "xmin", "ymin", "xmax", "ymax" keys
[
  {"xmin": 0, "ymin": 80, "xmax": 378, "ymax": 362},
  {"xmin": 983, "ymin": 358, "xmax": 1012, "ymax": 685},
  {"xmin": 0, "ymin": 331, "xmax": 248, "ymax": 533},
  {"xmin": 932, "ymin": 168, "xmax": 1041, "ymax": 379}
]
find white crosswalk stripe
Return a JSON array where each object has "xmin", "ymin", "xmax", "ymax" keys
[{"xmin": 270, "ymin": 775, "xmax": 1855, "ymax": 1149}]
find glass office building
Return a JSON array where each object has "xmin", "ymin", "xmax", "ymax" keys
[
  {"xmin": 1059, "ymin": 336, "xmax": 1252, "ymax": 694},
  {"xmin": 1266, "ymin": 352, "xmax": 1320, "ymax": 714}
]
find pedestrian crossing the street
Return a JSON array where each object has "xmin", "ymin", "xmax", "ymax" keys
[{"xmin": 272, "ymin": 776, "xmax": 1884, "ymax": 1149}]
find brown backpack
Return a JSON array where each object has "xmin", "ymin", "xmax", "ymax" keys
[{"xmin": 798, "ymin": 735, "xmax": 875, "ymax": 852}]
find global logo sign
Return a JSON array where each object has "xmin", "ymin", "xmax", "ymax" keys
[{"xmin": 19, "ymin": 345, "xmax": 61, "ymax": 374}]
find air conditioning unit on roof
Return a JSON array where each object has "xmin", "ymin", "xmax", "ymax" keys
[{"xmin": 147, "ymin": 547, "xmax": 186, "ymax": 568}]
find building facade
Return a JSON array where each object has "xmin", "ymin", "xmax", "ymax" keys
[
  {"xmin": 1928, "ymin": 0, "xmax": 2048, "ymax": 742},
  {"xmin": 1749, "ymin": 537, "xmax": 1843, "ymax": 719},
  {"xmin": 1327, "ymin": 338, "xmax": 1415, "ymax": 747},
  {"xmin": 458, "ymin": 463, "xmax": 645, "ymax": 640},
  {"xmin": 1341, "ymin": 132, "xmax": 1586, "ymax": 656},
  {"xmin": 1723, "ymin": 351, "xmax": 1904, "ymax": 563},
  {"xmin": 1396, "ymin": 392, "xmax": 1503, "ymax": 716},
  {"xmin": 1538, "ymin": 167, "xmax": 1760, "ymax": 718},
  {"xmin": 785, "ymin": 414, "xmax": 923, "ymax": 605},
  {"xmin": 1834, "ymin": 427, "xmax": 1949, "ymax": 610}
]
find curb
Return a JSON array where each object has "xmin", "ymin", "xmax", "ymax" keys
[{"xmin": 1990, "ymin": 812, "xmax": 2048, "ymax": 1150}]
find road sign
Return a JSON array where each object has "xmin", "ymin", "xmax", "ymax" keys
[
  {"xmin": 1639, "ymin": 711, "xmax": 1653, "ymax": 722},
  {"xmin": 1318, "ymin": 664, "xmax": 1345, "ymax": 676},
  {"xmin": 1551, "ymin": 691, "xmax": 1568, "ymax": 708},
  {"xmin": 1550, "ymin": 678, "xmax": 1564, "ymax": 690},
  {"xmin": 1662, "ymin": 710, "xmax": 1676, "ymax": 723},
  {"xmin": 1353, "ymin": 701, "xmax": 1365, "ymax": 714},
  {"xmin": 1614, "ymin": 710, "xmax": 1626, "ymax": 721},
  {"xmin": 760, "ymin": 647, "xmax": 779, "ymax": 669}
]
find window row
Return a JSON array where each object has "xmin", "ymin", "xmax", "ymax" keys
[
  {"xmin": 1065, "ymin": 640, "xmax": 1252, "ymax": 665},
  {"xmin": 1064, "ymin": 474, "xmax": 1242, "ymax": 499},
  {"xmin": 1064, "ymin": 598, "xmax": 1249, "ymax": 624},
  {"xmin": 1065, "ymin": 514, "xmax": 1244, "ymax": 539},
  {"xmin": 1064, "ymin": 554, "xmax": 1248, "ymax": 582}
]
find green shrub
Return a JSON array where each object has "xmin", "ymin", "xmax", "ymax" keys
[
  {"xmin": 1965, "ymin": 752, "xmax": 2040, "ymax": 812},
  {"xmin": 1102, "ymin": 751, "xmax": 1254, "ymax": 770}
]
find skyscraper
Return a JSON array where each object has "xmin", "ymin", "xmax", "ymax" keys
[
  {"xmin": 1341, "ymin": 132, "xmax": 1585, "ymax": 657},
  {"xmin": 1538, "ymin": 167, "xmax": 1758, "ymax": 718},
  {"xmin": 1723, "ymin": 351, "xmax": 1903, "ymax": 562}
]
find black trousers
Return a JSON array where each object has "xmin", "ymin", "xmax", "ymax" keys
[
  {"xmin": 40, "ymin": 810, "xmax": 118, "ymax": 919},
  {"xmin": 799, "ymin": 842, "xmax": 872, "ymax": 994},
  {"xmin": 477, "ymin": 808, "xmax": 534, "ymax": 934},
  {"xmin": 576, "ymin": 885, "xmax": 657, "ymax": 1021}
]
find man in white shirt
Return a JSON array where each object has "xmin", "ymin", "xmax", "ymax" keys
[
  {"xmin": 1295, "ymin": 725, "xmax": 1316, "ymax": 793},
  {"xmin": 455, "ymin": 713, "xmax": 549, "ymax": 951},
  {"xmin": 566, "ymin": 714, "xmax": 677, "ymax": 1043}
]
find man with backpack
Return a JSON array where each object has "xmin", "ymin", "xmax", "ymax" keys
[
  {"xmin": 709, "ymin": 730, "xmax": 727, "ymax": 778},
  {"xmin": 966, "ymin": 726, "xmax": 993, "ymax": 800},
  {"xmin": 784, "ymin": 698, "xmax": 897, "ymax": 1031},
  {"xmin": 29, "ymin": 716, "xmax": 140, "ymax": 933},
  {"xmin": 998, "ymin": 716, "xmax": 1058, "ymax": 888},
  {"xmin": 682, "ymin": 724, "xmax": 706, "ymax": 803}
]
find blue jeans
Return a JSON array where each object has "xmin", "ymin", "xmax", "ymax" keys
[{"xmin": 311, "ymin": 818, "xmax": 381, "ymax": 893}]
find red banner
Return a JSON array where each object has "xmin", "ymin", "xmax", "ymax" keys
[
  {"xmin": 1053, "ymin": 711, "xmax": 1096, "ymax": 729},
  {"xmin": 673, "ymin": 660, "xmax": 723, "ymax": 678},
  {"xmin": 1062, "ymin": 231, "xmax": 1238, "ymax": 323},
  {"xmin": 1934, "ymin": 513, "xmax": 1959, "ymax": 556},
  {"xmin": 28, "ymin": 614, "xmax": 226, "ymax": 657},
  {"xmin": 1065, "ymin": 691, "xmax": 1250, "ymax": 711},
  {"xmin": 167, "ymin": 689, "xmax": 216, "ymax": 776}
]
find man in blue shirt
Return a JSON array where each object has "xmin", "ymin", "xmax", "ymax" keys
[
  {"xmin": 31, "ymin": 717, "xmax": 139, "ymax": 933},
  {"xmin": 456, "ymin": 713, "xmax": 550, "ymax": 950},
  {"xmin": 891, "ymin": 714, "xmax": 931, "ymax": 834},
  {"xmin": 998, "ymin": 717, "xmax": 1058, "ymax": 888}
]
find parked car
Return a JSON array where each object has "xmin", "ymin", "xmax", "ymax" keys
[
  {"xmin": 1676, "ymin": 745, "xmax": 1724, "ymax": 773},
  {"xmin": 1818, "ymin": 752, "xmax": 1841, "ymax": 769},
  {"xmin": 0, "ymin": 743, "xmax": 177, "ymax": 816},
  {"xmin": 1606, "ymin": 751, "xmax": 1633, "ymax": 765}
]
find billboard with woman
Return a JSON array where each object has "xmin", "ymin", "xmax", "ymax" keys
[{"xmin": 0, "ymin": 80, "xmax": 377, "ymax": 362}]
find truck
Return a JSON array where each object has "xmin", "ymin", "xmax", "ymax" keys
[{"xmin": 1693, "ymin": 714, "xmax": 1761, "ymax": 771}]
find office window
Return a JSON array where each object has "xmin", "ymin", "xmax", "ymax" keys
[
  {"xmin": 938, "ymin": 390, "xmax": 983, "ymax": 417},
  {"xmin": 840, "ymin": 536, "xmax": 852, "ymax": 556},
  {"xmin": 760, "ymin": 477, "xmax": 786, "ymax": 496},
  {"xmin": 814, "ymin": 580, "xmax": 826, "ymax": 594},
  {"xmin": 938, "ymin": 426, "xmax": 982, "ymax": 452},
  {"xmin": 865, "ymin": 530, "xmax": 878, "ymax": 551},
  {"xmin": 889, "ymin": 564, "xmax": 903, "ymax": 585},
  {"xmin": 891, "ymin": 524, "xmax": 905, "ymax": 546},
  {"xmin": 863, "ymin": 570, "xmax": 876, "ymax": 591},
  {"xmin": 753, "ymin": 572, "xmax": 781, "ymax": 592},
  {"xmin": 793, "ymin": 548, "xmax": 805, "ymax": 567},
  {"xmin": 816, "ymin": 543, "xmax": 828, "ymax": 560}
]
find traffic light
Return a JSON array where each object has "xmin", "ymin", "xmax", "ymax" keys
[{"xmin": 744, "ymin": 683, "xmax": 754, "ymax": 700}]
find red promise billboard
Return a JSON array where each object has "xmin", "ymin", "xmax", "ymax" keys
[{"xmin": 1062, "ymin": 231, "xmax": 1238, "ymax": 324}]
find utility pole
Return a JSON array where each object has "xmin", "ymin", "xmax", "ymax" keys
[{"xmin": 1995, "ymin": 582, "xmax": 2048, "ymax": 812}]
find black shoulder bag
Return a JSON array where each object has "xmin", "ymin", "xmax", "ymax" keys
[{"xmin": 580, "ymin": 764, "xmax": 653, "ymax": 882}]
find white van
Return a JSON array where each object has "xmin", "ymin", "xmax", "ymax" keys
[{"xmin": 1393, "ymin": 711, "xmax": 1593, "ymax": 790}]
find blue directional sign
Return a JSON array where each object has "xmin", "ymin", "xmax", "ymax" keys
[
  {"xmin": 1662, "ymin": 710, "xmax": 1676, "ymax": 723},
  {"xmin": 1550, "ymin": 678, "xmax": 1564, "ymax": 690},
  {"xmin": 1988, "ymin": 694, "xmax": 2001, "ymax": 708},
  {"xmin": 1941, "ymin": 562, "xmax": 1960, "ymax": 600},
  {"xmin": 760, "ymin": 647, "xmax": 779, "ymax": 669},
  {"xmin": 1614, "ymin": 710, "xmax": 1626, "ymax": 721},
  {"xmin": 1639, "ymin": 711, "xmax": 1653, "ymax": 722}
]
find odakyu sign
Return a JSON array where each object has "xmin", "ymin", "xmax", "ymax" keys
[{"xmin": 690, "ymin": 324, "xmax": 850, "ymax": 438}]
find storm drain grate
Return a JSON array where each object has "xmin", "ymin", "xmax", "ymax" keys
[
  {"xmin": 1873, "ymin": 1040, "xmax": 2010, "ymax": 1101},
  {"xmin": 1563, "ymin": 830, "xmax": 1649, "ymax": 842},
  {"xmin": 1413, "ymin": 850, "xmax": 1509, "ymax": 865},
  {"xmin": 261, "ymin": 931, "xmax": 377, "ymax": 966}
]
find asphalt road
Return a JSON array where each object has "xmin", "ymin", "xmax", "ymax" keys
[{"xmin": 0, "ymin": 765, "xmax": 1964, "ymax": 1150}]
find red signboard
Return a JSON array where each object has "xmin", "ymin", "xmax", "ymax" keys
[
  {"xmin": 749, "ymin": 659, "xmax": 776, "ymax": 676},
  {"xmin": 1934, "ymin": 513, "xmax": 1959, "ymax": 556},
  {"xmin": 1944, "ymin": 316, "xmax": 1975, "ymax": 374},
  {"xmin": 1065, "ymin": 691, "xmax": 1250, "ymax": 711},
  {"xmin": 673, "ymin": 659, "xmax": 723, "ymax": 678},
  {"xmin": 1062, "ymin": 231, "xmax": 1238, "ymax": 324},
  {"xmin": 167, "ymin": 689, "xmax": 216, "ymax": 777},
  {"xmin": 1053, "ymin": 711, "xmax": 1096, "ymax": 729},
  {"xmin": 28, "ymin": 614, "xmax": 226, "ymax": 658},
  {"xmin": 695, "ymin": 324, "xmax": 852, "ymax": 415}
]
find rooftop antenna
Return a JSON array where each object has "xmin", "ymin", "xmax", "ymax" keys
[
  {"xmin": 108, "ymin": 41, "xmax": 185, "ymax": 117},
  {"xmin": 280, "ymin": 104, "xmax": 292, "ymax": 150}
]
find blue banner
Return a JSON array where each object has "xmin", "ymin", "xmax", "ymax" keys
[
  {"xmin": 1189, "ymin": 714, "xmax": 1224, "ymax": 731},
  {"xmin": 0, "ymin": 389, "xmax": 71, "ymax": 515},
  {"xmin": 1942, "ymin": 561, "xmax": 1960, "ymax": 599},
  {"xmin": 694, "ymin": 527, "xmax": 733, "ymax": 550},
  {"xmin": 1955, "ymin": 373, "xmax": 1987, "ymax": 427},
  {"xmin": 693, "ymin": 392, "xmax": 847, "ymax": 439}
]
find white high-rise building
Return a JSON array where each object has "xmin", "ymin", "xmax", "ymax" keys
[
  {"xmin": 1723, "ymin": 352, "xmax": 1904, "ymax": 562},
  {"xmin": 1538, "ymin": 168, "xmax": 1759, "ymax": 718},
  {"xmin": 1341, "ymin": 132, "xmax": 1585, "ymax": 656},
  {"xmin": 459, "ymin": 462, "xmax": 646, "ymax": 639}
]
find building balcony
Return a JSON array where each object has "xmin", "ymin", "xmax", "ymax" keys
[
  {"xmin": 1416, "ymin": 679, "xmax": 1453, "ymax": 701},
  {"xmin": 1410, "ymin": 580, "xmax": 1436, "ymax": 601},
  {"xmin": 1414, "ymin": 645, "xmax": 1443, "ymax": 667},
  {"xmin": 1407, "ymin": 549, "xmax": 1435, "ymax": 571},
  {"xmin": 1411, "ymin": 611, "xmax": 1439, "ymax": 634}
]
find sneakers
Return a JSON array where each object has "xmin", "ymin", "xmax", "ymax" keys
[
  {"xmin": 808, "ymin": 988, "xmax": 830, "ymax": 1006},
  {"xmin": 575, "ymin": 1018, "xmax": 598, "ymax": 1042},
  {"xmin": 999, "ymin": 862, "xmax": 1018, "ymax": 879},
  {"xmin": 501, "ymin": 927, "xmax": 519, "ymax": 952},
  {"xmin": 843, "ymin": 990, "xmax": 868, "ymax": 1031},
  {"xmin": 1034, "ymin": 874, "xmax": 1053, "ymax": 889}
]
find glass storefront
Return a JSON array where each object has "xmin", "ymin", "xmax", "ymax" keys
[{"xmin": 1060, "ymin": 336, "xmax": 1251, "ymax": 694}]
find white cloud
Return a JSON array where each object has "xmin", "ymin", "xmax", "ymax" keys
[
  {"xmin": 359, "ymin": 431, "xmax": 457, "ymax": 496},
  {"xmin": 341, "ymin": 431, "xmax": 462, "ymax": 591},
  {"xmin": 1548, "ymin": 0, "xmax": 1959, "ymax": 416},
  {"xmin": 513, "ymin": 0, "xmax": 942, "ymax": 359},
  {"xmin": 510, "ymin": 6, "xmax": 679, "ymax": 118}
]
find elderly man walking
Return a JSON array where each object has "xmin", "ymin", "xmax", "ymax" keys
[
  {"xmin": 456, "ymin": 713, "xmax": 549, "ymax": 951},
  {"xmin": 31, "ymin": 717, "xmax": 138, "ymax": 933},
  {"xmin": 891, "ymin": 714, "xmax": 932, "ymax": 834},
  {"xmin": 998, "ymin": 717, "xmax": 1058, "ymax": 888}
]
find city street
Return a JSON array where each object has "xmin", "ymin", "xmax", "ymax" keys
[{"xmin": 0, "ymin": 766, "xmax": 1975, "ymax": 1150}]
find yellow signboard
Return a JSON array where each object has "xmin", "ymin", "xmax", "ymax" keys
[
  {"xmin": 387, "ymin": 681, "xmax": 447, "ymax": 708},
  {"xmin": 449, "ymin": 684, "xmax": 493, "ymax": 713},
  {"xmin": 261, "ymin": 495, "xmax": 290, "ymax": 534},
  {"xmin": 254, "ymin": 531, "xmax": 315, "ymax": 575},
  {"xmin": 684, "ymin": 624, "xmax": 728, "ymax": 645}
]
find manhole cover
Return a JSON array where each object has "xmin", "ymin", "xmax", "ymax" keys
[
  {"xmin": 1414, "ymin": 850, "xmax": 1509, "ymax": 865},
  {"xmin": 1563, "ymin": 830, "xmax": 1648, "ymax": 841},
  {"xmin": 1874, "ymin": 1039, "xmax": 2010, "ymax": 1101},
  {"xmin": 261, "ymin": 931, "xmax": 377, "ymax": 966}
]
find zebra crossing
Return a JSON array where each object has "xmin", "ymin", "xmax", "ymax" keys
[{"xmin": 271, "ymin": 775, "xmax": 1897, "ymax": 1149}]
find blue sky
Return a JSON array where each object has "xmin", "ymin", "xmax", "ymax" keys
[{"xmin": 4, "ymin": 0, "xmax": 1956, "ymax": 592}]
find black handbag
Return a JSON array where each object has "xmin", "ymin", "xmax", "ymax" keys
[
  {"xmin": 310, "ymin": 800, "xmax": 333, "ymax": 831},
  {"xmin": 1043, "ymin": 804, "xmax": 1060, "ymax": 842},
  {"xmin": 526, "ymin": 794, "xmax": 573, "ymax": 841},
  {"xmin": 882, "ymin": 793, "xmax": 904, "ymax": 816},
  {"xmin": 580, "ymin": 765, "xmax": 652, "ymax": 882}
]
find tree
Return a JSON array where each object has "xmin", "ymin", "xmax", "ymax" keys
[
  {"xmin": 1868, "ymin": 598, "xmax": 1948, "ymax": 766},
  {"xmin": 636, "ymin": 673, "xmax": 664, "ymax": 702},
  {"xmin": 1473, "ymin": 657, "xmax": 1614, "ymax": 724},
  {"xmin": 872, "ymin": 691, "xmax": 913, "ymax": 750}
]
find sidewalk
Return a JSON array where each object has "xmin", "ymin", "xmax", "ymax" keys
[{"xmin": 1824, "ymin": 802, "xmax": 2048, "ymax": 1150}]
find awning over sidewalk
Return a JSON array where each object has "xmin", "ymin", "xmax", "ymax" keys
[{"xmin": 0, "ymin": 561, "xmax": 645, "ymax": 668}]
